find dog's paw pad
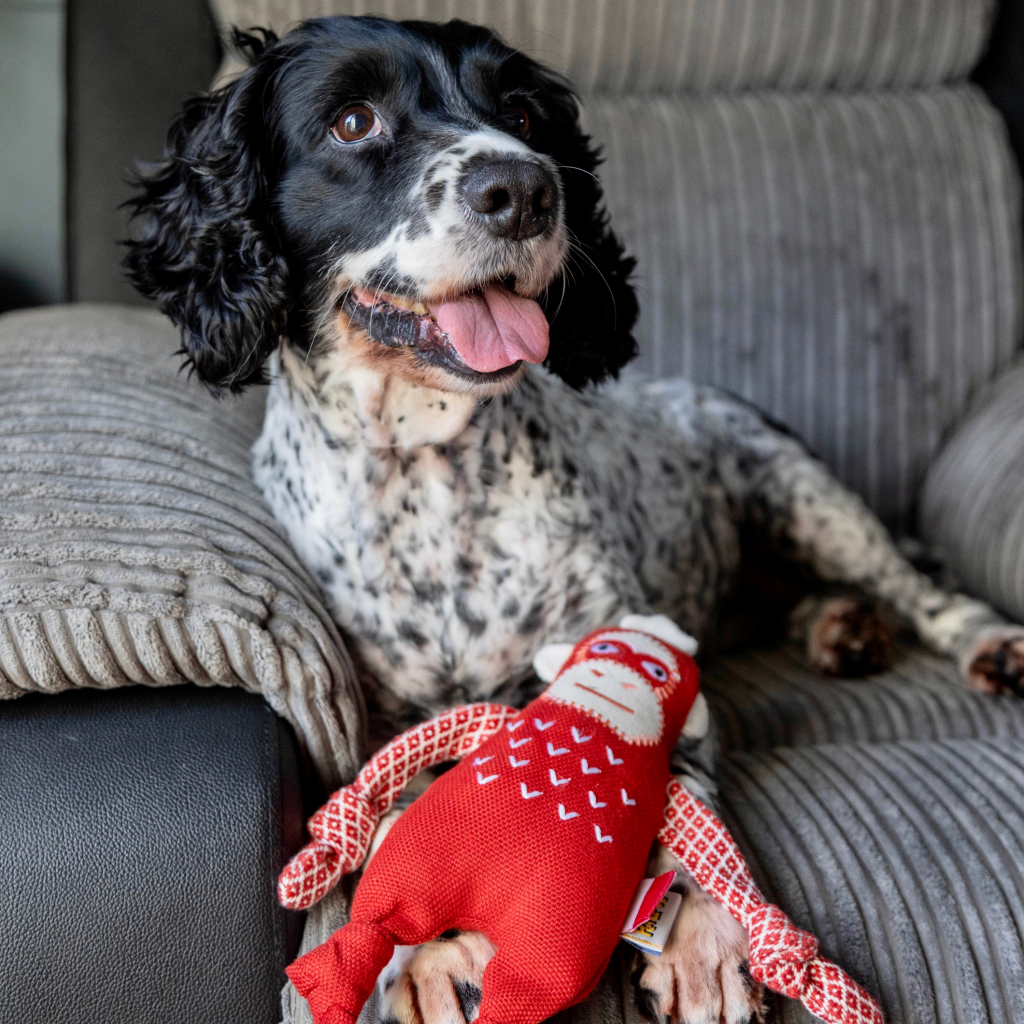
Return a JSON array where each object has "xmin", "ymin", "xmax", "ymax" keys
[
  {"xmin": 965, "ymin": 630, "xmax": 1024, "ymax": 696},
  {"xmin": 806, "ymin": 596, "xmax": 891, "ymax": 677},
  {"xmin": 630, "ymin": 890, "xmax": 766, "ymax": 1024},
  {"xmin": 378, "ymin": 930, "xmax": 495, "ymax": 1024}
]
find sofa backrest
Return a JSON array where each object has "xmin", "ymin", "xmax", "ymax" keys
[
  {"xmin": 214, "ymin": 0, "xmax": 994, "ymax": 92},
  {"xmin": 211, "ymin": 0, "xmax": 1022, "ymax": 533}
]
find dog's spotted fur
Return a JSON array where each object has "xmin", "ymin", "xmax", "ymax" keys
[
  {"xmin": 125, "ymin": 15, "xmax": 1024, "ymax": 1024},
  {"xmin": 256, "ymin": 345, "xmax": 1018, "ymax": 730},
  {"xmin": 254, "ymin": 346, "xmax": 737, "ymax": 731}
]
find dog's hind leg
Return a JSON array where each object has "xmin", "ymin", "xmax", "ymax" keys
[
  {"xmin": 744, "ymin": 438, "xmax": 1024, "ymax": 692},
  {"xmin": 645, "ymin": 379, "xmax": 1024, "ymax": 693}
]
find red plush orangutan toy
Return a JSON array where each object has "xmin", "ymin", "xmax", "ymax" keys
[{"xmin": 280, "ymin": 614, "xmax": 883, "ymax": 1024}]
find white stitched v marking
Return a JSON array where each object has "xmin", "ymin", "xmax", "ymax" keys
[
  {"xmin": 520, "ymin": 782, "xmax": 542, "ymax": 799},
  {"xmin": 550, "ymin": 769, "xmax": 570, "ymax": 786},
  {"xmin": 572, "ymin": 726, "xmax": 592, "ymax": 744},
  {"xmin": 588, "ymin": 790, "xmax": 607, "ymax": 808},
  {"xmin": 581, "ymin": 759, "xmax": 601, "ymax": 775},
  {"xmin": 509, "ymin": 736, "xmax": 532, "ymax": 749},
  {"xmin": 473, "ymin": 756, "xmax": 493, "ymax": 765},
  {"xmin": 534, "ymin": 719, "xmax": 555, "ymax": 731},
  {"xmin": 506, "ymin": 720, "xmax": 525, "ymax": 732},
  {"xmin": 509, "ymin": 755, "xmax": 529, "ymax": 768},
  {"xmin": 621, "ymin": 789, "xmax": 636, "ymax": 806},
  {"xmin": 477, "ymin": 772, "xmax": 498, "ymax": 784},
  {"xmin": 558, "ymin": 804, "xmax": 578, "ymax": 820},
  {"xmin": 547, "ymin": 742, "xmax": 569, "ymax": 756},
  {"xmin": 606, "ymin": 746, "xmax": 624, "ymax": 765},
  {"xmin": 594, "ymin": 825, "xmax": 613, "ymax": 843}
]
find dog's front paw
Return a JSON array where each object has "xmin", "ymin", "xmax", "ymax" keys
[
  {"xmin": 378, "ymin": 930, "xmax": 496, "ymax": 1024},
  {"xmin": 631, "ymin": 889, "xmax": 765, "ymax": 1024},
  {"xmin": 963, "ymin": 627, "xmax": 1024, "ymax": 696}
]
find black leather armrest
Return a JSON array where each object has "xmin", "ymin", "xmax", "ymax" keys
[{"xmin": 0, "ymin": 685, "xmax": 306, "ymax": 1024}]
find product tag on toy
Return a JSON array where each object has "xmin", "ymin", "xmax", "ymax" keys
[{"xmin": 619, "ymin": 872, "xmax": 682, "ymax": 955}]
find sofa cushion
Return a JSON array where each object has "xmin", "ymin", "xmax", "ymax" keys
[
  {"xmin": 719, "ymin": 738, "xmax": 1024, "ymax": 1023},
  {"xmin": 210, "ymin": 0, "xmax": 994, "ymax": 93},
  {"xmin": 920, "ymin": 358, "xmax": 1024, "ymax": 624},
  {"xmin": 587, "ymin": 84, "xmax": 1023, "ymax": 533},
  {"xmin": 0, "ymin": 304, "xmax": 364, "ymax": 788},
  {"xmin": 703, "ymin": 641, "xmax": 1024, "ymax": 751}
]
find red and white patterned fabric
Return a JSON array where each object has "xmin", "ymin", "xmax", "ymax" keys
[
  {"xmin": 284, "ymin": 626, "xmax": 701, "ymax": 1024},
  {"xmin": 279, "ymin": 703, "xmax": 517, "ymax": 910},
  {"xmin": 660, "ymin": 779, "xmax": 884, "ymax": 1024}
]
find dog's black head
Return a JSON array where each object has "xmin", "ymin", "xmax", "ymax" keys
[{"xmin": 125, "ymin": 17, "xmax": 637, "ymax": 394}]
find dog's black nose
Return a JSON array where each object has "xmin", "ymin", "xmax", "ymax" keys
[{"xmin": 461, "ymin": 159, "xmax": 557, "ymax": 241}]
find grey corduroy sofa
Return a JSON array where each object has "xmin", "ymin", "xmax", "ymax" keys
[{"xmin": 4, "ymin": 1, "xmax": 1024, "ymax": 1023}]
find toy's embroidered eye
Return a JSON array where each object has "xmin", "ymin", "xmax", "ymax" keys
[
  {"xmin": 332, "ymin": 104, "xmax": 383, "ymax": 144},
  {"xmin": 590, "ymin": 642, "xmax": 618, "ymax": 655},
  {"xmin": 642, "ymin": 661, "xmax": 668, "ymax": 683}
]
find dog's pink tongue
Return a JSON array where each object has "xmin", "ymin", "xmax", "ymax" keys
[{"xmin": 432, "ymin": 283, "xmax": 549, "ymax": 373}]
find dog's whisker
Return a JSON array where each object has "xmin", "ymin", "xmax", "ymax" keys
[
  {"xmin": 554, "ymin": 163, "xmax": 602, "ymax": 185},
  {"xmin": 566, "ymin": 232, "xmax": 618, "ymax": 326},
  {"xmin": 305, "ymin": 284, "xmax": 348, "ymax": 369},
  {"xmin": 546, "ymin": 272, "xmax": 569, "ymax": 326}
]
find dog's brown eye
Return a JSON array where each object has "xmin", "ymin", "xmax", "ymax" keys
[
  {"xmin": 332, "ymin": 104, "xmax": 382, "ymax": 144},
  {"xmin": 512, "ymin": 106, "xmax": 531, "ymax": 138}
]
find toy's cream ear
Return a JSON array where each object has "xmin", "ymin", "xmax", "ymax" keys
[
  {"xmin": 533, "ymin": 643, "xmax": 575, "ymax": 683},
  {"xmin": 681, "ymin": 693, "xmax": 709, "ymax": 738},
  {"xmin": 618, "ymin": 614, "xmax": 699, "ymax": 656}
]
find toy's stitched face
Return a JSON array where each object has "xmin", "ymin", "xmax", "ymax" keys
[{"xmin": 544, "ymin": 630, "xmax": 681, "ymax": 744}]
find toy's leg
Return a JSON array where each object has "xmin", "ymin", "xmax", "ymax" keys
[
  {"xmin": 287, "ymin": 921, "xmax": 396, "ymax": 1024},
  {"xmin": 474, "ymin": 941, "xmax": 605, "ymax": 1024}
]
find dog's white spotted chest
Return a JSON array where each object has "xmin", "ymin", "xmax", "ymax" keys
[{"xmin": 253, "ymin": 359, "xmax": 736, "ymax": 724}]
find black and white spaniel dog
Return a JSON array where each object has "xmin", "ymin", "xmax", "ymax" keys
[{"xmin": 126, "ymin": 16, "xmax": 1024, "ymax": 1024}]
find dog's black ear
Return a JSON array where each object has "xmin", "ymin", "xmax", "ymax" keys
[
  {"xmin": 536, "ymin": 84, "xmax": 639, "ymax": 389},
  {"xmin": 124, "ymin": 28, "xmax": 289, "ymax": 393}
]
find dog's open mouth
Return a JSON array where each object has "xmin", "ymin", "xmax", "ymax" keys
[{"xmin": 342, "ymin": 280, "xmax": 550, "ymax": 380}]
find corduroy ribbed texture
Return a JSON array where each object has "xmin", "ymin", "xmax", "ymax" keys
[
  {"xmin": 720, "ymin": 738, "xmax": 1024, "ymax": 1024},
  {"xmin": 0, "ymin": 304, "xmax": 365, "ymax": 789},
  {"xmin": 588, "ymin": 85, "xmax": 1023, "ymax": 531},
  {"xmin": 210, "ymin": 0, "xmax": 995, "ymax": 92},
  {"xmin": 920, "ymin": 357, "xmax": 1024, "ymax": 624},
  {"xmin": 703, "ymin": 642, "xmax": 1024, "ymax": 751}
]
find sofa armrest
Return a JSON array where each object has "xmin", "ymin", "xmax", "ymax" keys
[
  {"xmin": 0, "ymin": 304, "xmax": 365, "ymax": 790},
  {"xmin": 920, "ymin": 358, "xmax": 1024, "ymax": 623},
  {"xmin": 0, "ymin": 684, "xmax": 306, "ymax": 1024}
]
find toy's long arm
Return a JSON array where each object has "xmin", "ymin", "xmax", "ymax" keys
[
  {"xmin": 659, "ymin": 780, "xmax": 884, "ymax": 1024},
  {"xmin": 279, "ymin": 703, "xmax": 516, "ymax": 910}
]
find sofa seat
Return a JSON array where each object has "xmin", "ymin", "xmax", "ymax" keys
[
  {"xmin": 719, "ymin": 736, "xmax": 1024, "ymax": 1024},
  {"xmin": 704, "ymin": 642, "xmax": 1024, "ymax": 750},
  {"xmin": 5, "ymin": 298, "xmax": 1022, "ymax": 1024},
  {"xmin": 694, "ymin": 644, "xmax": 1024, "ymax": 1023}
]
